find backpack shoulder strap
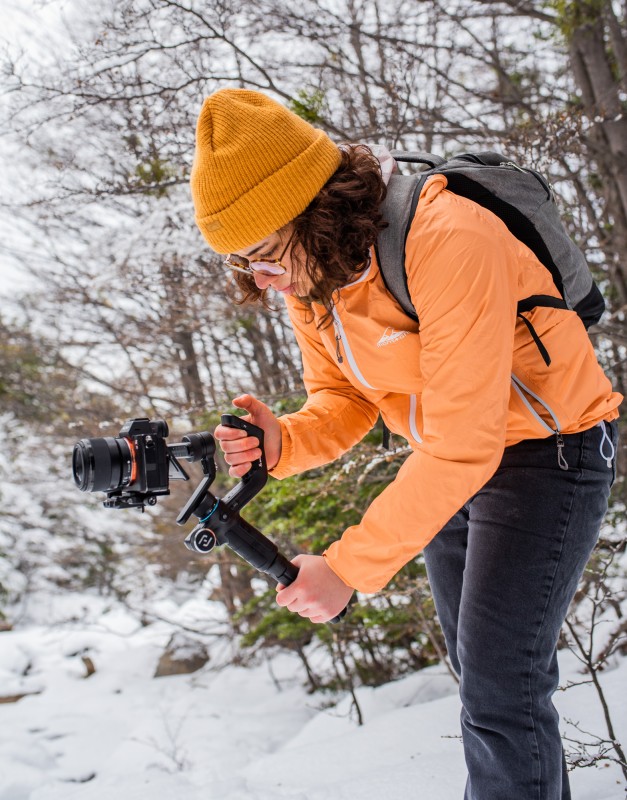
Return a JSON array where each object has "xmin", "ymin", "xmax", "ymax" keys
[
  {"xmin": 375, "ymin": 172, "xmax": 425, "ymax": 322},
  {"xmin": 375, "ymin": 151, "xmax": 445, "ymax": 322}
]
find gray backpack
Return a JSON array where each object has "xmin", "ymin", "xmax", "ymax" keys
[{"xmin": 375, "ymin": 151, "xmax": 606, "ymax": 367}]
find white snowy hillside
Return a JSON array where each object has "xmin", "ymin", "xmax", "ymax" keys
[
  {"xmin": 0, "ymin": 412, "xmax": 626, "ymax": 800},
  {"xmin": 0, "ymin": 590, "xmax": 626, "ymax": 800}
]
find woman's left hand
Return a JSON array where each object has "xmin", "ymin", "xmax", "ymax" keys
[{"xmin": 276, "ymin": 554, "xmax": 354, "ymax": 624}]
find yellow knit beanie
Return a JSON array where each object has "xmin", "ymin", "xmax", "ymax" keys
[{"xmin": 190, "ymin": 88, "xmax": 342, "ymax": 253}]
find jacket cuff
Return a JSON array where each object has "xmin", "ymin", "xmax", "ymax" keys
[
  {"xmin": 267, "ymin": 418, "xmax": 295, "ymax": 480},
  {"xmin": 323, "ymin": 543, "xmax": 377, "ymax": 593}
]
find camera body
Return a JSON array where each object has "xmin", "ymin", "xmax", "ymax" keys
[
  {"xmin": 116, "ymin": 417, "xmax": 170, "ymax": 494},
  {"xmin": 72, "ymin": 417, "xmax": 190, "ymax": 510}
]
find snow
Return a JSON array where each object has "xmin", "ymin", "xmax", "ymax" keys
[
  {"xmin": 0, "ymin": 593, "xmax": 625, "ymax": 800},
  {"xmin": 0, "ymin": 415, "xmax": 625, "ymax": 799}
]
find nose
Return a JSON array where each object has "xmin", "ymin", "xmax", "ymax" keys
[{"xmin": 253, "ymin": 271, "xmax": 276, "ymax": 291}]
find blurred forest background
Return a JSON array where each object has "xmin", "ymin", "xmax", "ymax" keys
[{"xmin": 0, "ymin": 0, "xmax": 626, "ymax": 711}]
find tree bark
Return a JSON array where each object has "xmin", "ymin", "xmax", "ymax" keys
[{"xmin": 569, "ymin": 7, "xmax": 627, "ymax": 305}]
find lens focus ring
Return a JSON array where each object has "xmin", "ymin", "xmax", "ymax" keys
[{"xmin": 72, "ymin": 436, "xmax": 134, "ymax": 493}]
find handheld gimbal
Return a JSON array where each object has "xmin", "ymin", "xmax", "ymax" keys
[{"xmin": 72, "ymin": 414, "xmax": 347, "ymax": 623}]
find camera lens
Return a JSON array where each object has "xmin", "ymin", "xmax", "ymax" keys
[{"xmin": 72, "ymin": 436, "xmax": 135, "ymax": 492}]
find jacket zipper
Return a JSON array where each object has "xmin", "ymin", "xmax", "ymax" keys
[
  {"xmin": 409, "ymin": 394, "xmax": 423, "ymax": 443},
  {"xmin": 335, "ymin": 329, "xmax": 343, "ymax": 363},
  {"xmin": 332, "ymin": 307, "xmax": 422, "ymax": 445},
  {"xmin": 510, "ymin": 373, "xmax": 568, "ymax": 469},
  {"xmin": 450, "ymin": 157, "xmax": 552, "ymax": 201},
  {"xmin": 331, "ymin": 307, "xmax": 376, "ymax": 389}
]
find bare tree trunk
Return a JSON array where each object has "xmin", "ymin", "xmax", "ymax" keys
[
  {"xmin": 569, "ymin": 8, "xmax": 627, "ymax": 305},
  {"xmin": 172, "ymin": 328, "xmax": 206, "ymax": 413},
  {"xmin": 563, "ymin": 1, "xmax": 627, "ymax": 502}
]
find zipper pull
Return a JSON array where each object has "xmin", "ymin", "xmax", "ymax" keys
[
  {"xmin": 500, "ymin": 160, "xmax": 526, "ymax": 173},
  {"xmin": 556, "ymin": 432, "xmax": 569, "ymax": 471},
  {"xmin": 335, "ymin": 332, "xmax": 343, "ymax": 364}
]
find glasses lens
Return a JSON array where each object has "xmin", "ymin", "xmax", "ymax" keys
[
  {"xmin": 224, "ymin": 254, "xmax": 250, "ymax": 273},
  {"xmin": 223, "ymin": 254, "xmax": 287, "ymax": 277},
  {"xmin": 250, "ymin": 261, "xmax": 286, "ymax": 276}
]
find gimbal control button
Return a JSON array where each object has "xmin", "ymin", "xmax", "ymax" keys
[{"xmin": 194, "ymin": 528, "xmax": 217, "ymax": 553}]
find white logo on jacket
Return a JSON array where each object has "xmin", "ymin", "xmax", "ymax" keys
[{"xmin": 377, "ymin": 327, "xmax": 410, "ymax": 347}]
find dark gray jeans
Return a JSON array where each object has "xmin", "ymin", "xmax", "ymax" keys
[{"xmin": 424, "ymin": 420, "xmax": 618, "ymax": 800}]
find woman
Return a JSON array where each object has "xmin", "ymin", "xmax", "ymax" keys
[{"xmin": 191, "ymin": 88, "xmax": 621, "ymax": 799}]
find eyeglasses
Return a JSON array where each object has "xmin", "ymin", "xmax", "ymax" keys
[{"xmin": 224, "ymin": 231, "xmax": 294, "ymax": 277}]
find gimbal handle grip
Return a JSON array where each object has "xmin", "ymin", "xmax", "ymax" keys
[
  {"xmin": 220, "ymin": 414, "xmax": 268, "ymax": 511},
  {"xmin": 220, "ymin": 413, "xmax": 265, "ymax": 463},
  {"xmin": 221, "ymin": 415, "xmax": 347, "ymax": 624}
]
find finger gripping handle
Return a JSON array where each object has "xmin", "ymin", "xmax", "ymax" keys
[
  {"xmin": 221, "ymin": 414, "xmax": 266, "ymax": 470},
  {"xmin": 220, "ymin": 414, "xmax": 268, "ymax": 509},
  {"xmin": 277, "ymin": 561, "xmax": 348, "ymax": 625}
]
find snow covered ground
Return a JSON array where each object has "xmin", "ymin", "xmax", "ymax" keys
[{"xmin": 1, "ymin": 589, "xmax": 625, "ymax": 800}]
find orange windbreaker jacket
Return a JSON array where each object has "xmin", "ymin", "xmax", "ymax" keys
[{"xmin": 270, "ymin": 175, "xmax": 622, "ymax": 593}]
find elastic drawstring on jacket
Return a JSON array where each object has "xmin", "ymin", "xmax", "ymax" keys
[{"xmin": 598, "ymin": 421, "xmax": 615, "ymax": 468}]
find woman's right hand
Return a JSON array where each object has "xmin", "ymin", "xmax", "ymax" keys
[{"xmin": 214, "ymin": 394, "xmax": 282, "ymax": 477}]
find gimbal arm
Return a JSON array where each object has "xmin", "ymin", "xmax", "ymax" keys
[{"xmin": 177, "ymin": 414, "xmax": 347, "ymax": 623}]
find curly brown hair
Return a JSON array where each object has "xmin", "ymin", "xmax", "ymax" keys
[{"xmin": 228, "ymin": 144, "xmax": 388, "ymax": 325}]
